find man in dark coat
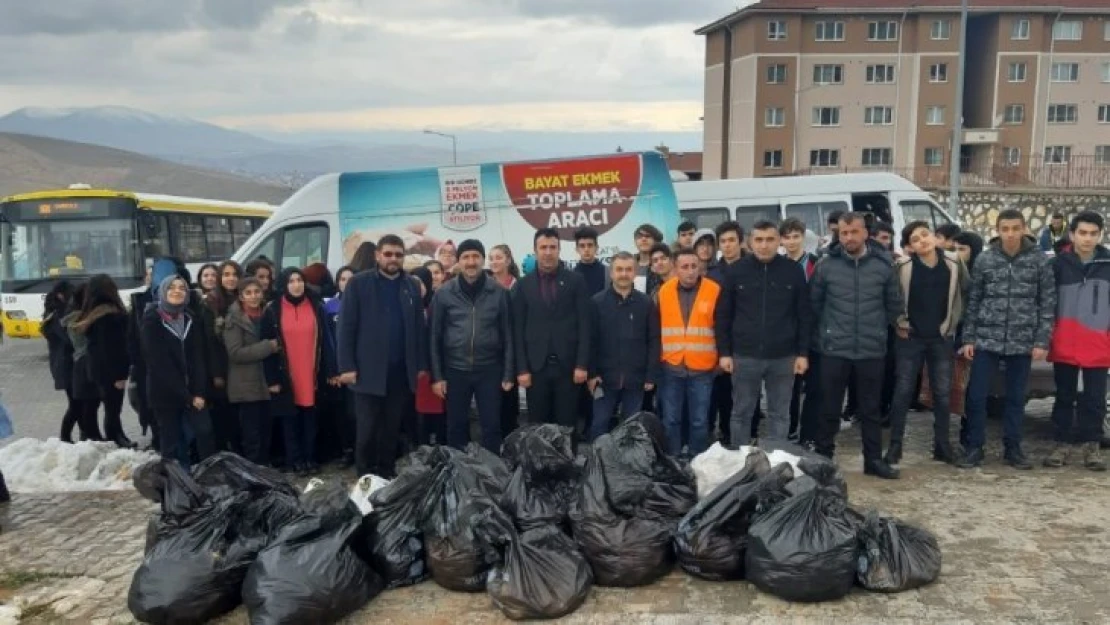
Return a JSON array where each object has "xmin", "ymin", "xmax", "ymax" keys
[{"xmin": 337, "ymin": 234, "xmax": 428, "ymax": 478}]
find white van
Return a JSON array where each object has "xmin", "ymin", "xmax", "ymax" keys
[
  {"xmin": 674, "ymin": 172, "xmax": 958, "ymax": 251},
  {"xmin": 231, "ymin": 151, "xmax": 681, "ymax": 273}
]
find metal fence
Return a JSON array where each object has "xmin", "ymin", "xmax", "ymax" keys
[{"xmin": 797, "ymin": 153, "xmax": 1110, "ymax": 189}]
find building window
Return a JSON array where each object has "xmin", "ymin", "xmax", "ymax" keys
[
  {"xmin": 868, "ymin": 21, "xmax": 898, "ymax": 41},
  {"xmin": 1007, "ymin": 62, "xmax": 1027, "ymax": 82},
  {"xmin": 765, "ymin": 107, "xmax": 786, "ymax": 127},
  {"xmin": 810, "ymin": 149, "xmax": 841, "ymax": 168},
  {"xmin": 1105, "ymin": 21, "xmax": 1110, "ymax": 41},
  {"xmin": 1044, "ymin": 146, "xmax": 1071, "ymax": 164},
  {"xmin": 766, "ymin": 64, "xmax": 787, "ymax": 84},
  {"xmin": 1052, "ymin": 21, "xmax": 1082, "ymax": 41},
  {"xmin": 866, "ymin": 64, "xmax": 896, "ymax": 84},
  {"xmin": 864, "ymin": 106, "xmax": 894, "ymax": 125},
  {"xmin": 763, "ymin": 150, "xmax": 784, "ymax": 169},
  {"xmin": 815, "ymin": 20, "xmax": 845, "ymax": 41},
  {"xmin": 1096, "ymin": 146, "xmax": 1110, "ymax": 165},
  {"xmin": 926, "ymin": 106, "xmax": 946, "ymax": 125},
  {"xmin": 1003, "ymin": 104, "xmax": 1025, "ymax": 124},
  {"xmin": 929, "ymin": 63, "xmax": 949, "ymax": 83},
  {"xmin": 1099, "ymin": 104, "xmax": 1110, "ymax": 123},
  {"xmin": 812, "ymin": 107, "xmax": 841, "ymax": 126},
  {"xmin": 768, "ymin": 20, "xmax": 787, "ymax": 40},
  {"xmin": 930, "ymin": 20, "xmax": 951, "ymax": 40},
  {"xmin": 813, "ymin": 64, "xmax": 844, "ymax": 85},
  {"xmin": 923, "ymin": 148, "xmax": 944, "ymax": 166},
  {"xmin": 1050, "ymin": 62, "xmax": 1079, "ymax": 82},
  {"xmin": 1102, "ymin": 62, "xmax": 1110, "ymax": 82},
  {"xmin": 1011, "ymin": 18, "xmax": 1030, "ymax": 40},
  {"xmin": 1003, "ymin": 147, "xmax": 1021, "ymax": 166},
  {"xmin": 861, "ymin": 148, "xmax": 892, "ymax": 167},
  {"xmin": 1047, "ymin": 104, "xmax": 1078, "ymax": 124}
]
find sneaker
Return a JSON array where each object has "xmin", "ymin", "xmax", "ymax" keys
[
  {"xmin": 1083, "ymin": 442, "xmax": 1107, "ymax": 472},
  {"xmin": 1004, "ymin": 447, "xmax": 1033, "ymax": 471},
  {"xmin": 1042, "ymin": 444, "xmax": 1070, "ymax": 468},
  {"xmin": 957, "ymin": 448, "xmax": 984, "ymax": 469}
]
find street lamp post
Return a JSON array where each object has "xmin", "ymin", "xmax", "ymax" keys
[
  {"xmin": 423, "ymin": 129, "xmax": 457, "ymax": 165},
  {"xmin": 949, "ymin": 0, "xmax": 969, "ymax": 216}
]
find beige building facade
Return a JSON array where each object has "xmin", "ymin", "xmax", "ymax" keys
[{"xmin": 698, "ymin": 1, "xmax": 1110, "ymax": 186}]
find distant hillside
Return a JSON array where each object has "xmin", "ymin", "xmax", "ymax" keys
[{"xmin": 0, "ymin": 132, "xmax": 293, "ymax": 203}]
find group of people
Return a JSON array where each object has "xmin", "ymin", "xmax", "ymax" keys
[{"xmin": 35, "ymin": 207, "xmax": 1108, "ymax": 483}]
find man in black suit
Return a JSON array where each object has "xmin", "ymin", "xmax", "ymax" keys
[{"xmin": 512, "ymin": 228, "xmax": 592, "ymax": 427}]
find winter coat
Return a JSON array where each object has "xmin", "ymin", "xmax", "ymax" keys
[
  {"xmin": 590, "ymin": 287, "xmax": 660, "ymax": 390},
  {"xmin": 199, "ymin": 296, "xmax": 231, "ymax": 394},
  {"xmin": 810, "ymin": 240, "xmax": 903, "ymax": 360},
  {"xmin": 261, "ymin": 296, "xmax": 335, "ymax": 417},
  {"xmin": 894, "ymin": 250, "xmax": 970, "ymax": 339},
  {"xmin": 76, "ymin": 305, "xmax": 130, "ymax": 391},
  {"xmin": 64, "ymin": 310, "xmax": 98, "ymax": 400},
  {"xmin": 963, "ymin": 236, "xmax": 1056, "ymax": 356},
  {"xmin": 715, "ymin": 254, "xmax": 813, "ymax": 360},
  {"xmin": 1048, "ymin": 246, "xmax": 1110, "ymax": 368},
  {"xmin": 429, "ymin": 275, "xmax": 514, "ymax": 382},
  {"xmin": 222, "ymin": 302, "xmax": 276, "ymax": 404},
  {"xmin": 139, "ymin": 307, "xmax": 208, "ymax": 413},
  {"xmin": 42, "ymin": 311, "xmax": 73, "ymax": 392}
]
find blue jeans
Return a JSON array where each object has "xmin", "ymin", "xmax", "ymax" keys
[
  {"xmin": 659, "ymin": 371, "xmax": 714, "ymax": 456},
  {"xmin": 590, "ymin": 387, "xmax": 645, "ymax": 442},
  {"xmin": 965, "ymin": 350, "xmax": 1032, "ymax": 450}
]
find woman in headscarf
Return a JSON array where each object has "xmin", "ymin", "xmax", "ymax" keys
[
  {"xmin": 261, "ymin": 268, "xmax": 335, "ymax": 475},
  {"xmin": 141, "ymin": 274, "xmax": 214, "ymax": 467},
  {"xmin": 201, "ymin": 260, "xmax": 243, "ymax": 454},
  {"xmin": 73, "ymin": 274, "xmax": 133, "ymax": 448},
  {"xmin": 41, "ymin": 281, "xmax": 81, "ymax": 442},
  {"xmin": 223, "ymin": 277, "xmax": 281, "ymax": 466}
]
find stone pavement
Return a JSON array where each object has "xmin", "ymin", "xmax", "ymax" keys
[{"xmin": 3, "ymin": 340, "xmax": 1110, "ymax": 623}]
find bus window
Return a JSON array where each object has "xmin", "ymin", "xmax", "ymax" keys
[
  {"xmin": 279, "ymin": 224, "xmax": 329, "ymax": 269},
  {"xmin": 680, "ymin": 208, "xmax": 729, "ymax": 231},
  {"xmin": 734, "ymin": 205, "xmax": 780, "ymax": 233},
  {"xmin": 205, "ymin": 217, "xmax": 235, "ymax": 259},
  {"xmin": 141, "ymin": 213, "xmax": 170, "ymax": 259},
  {"xmin": 231, "ymin": 218, "xmax": 255, "ymax": 249},
  {"xmin": 171, "ymin": 215, "xmax": 208, "ymax": 262},
  {"xmin": 784, "ymin": 201, "xmax": 849, "ymax": 237},
  {"xmin": 899, "ymin": 200, "xmax": 936, "ymax": 228}
]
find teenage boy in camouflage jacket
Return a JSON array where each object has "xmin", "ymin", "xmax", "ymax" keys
[{"xmin": 958, "ymin": 209, "xmax": 1056, "ymax": 470}]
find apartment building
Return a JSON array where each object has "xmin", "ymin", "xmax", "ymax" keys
[{"xmin": 697, "ymin": 0, "xmax": 1110, "ymax": 186}]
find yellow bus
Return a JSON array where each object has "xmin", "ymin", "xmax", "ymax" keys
[{"xmin": 0, "ymin": 185, "xmax": 277, "ymax": 338}]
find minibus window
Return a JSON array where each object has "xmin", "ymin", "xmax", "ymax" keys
[
  {"xmin": 784, "ymin": 201, "xmax": 849, "ymax": 237},
  {"xmin": 680, "ymin": 208, "xmax": 729, "ymax": 231}
]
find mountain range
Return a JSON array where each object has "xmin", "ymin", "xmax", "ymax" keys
[{"xmin": 0, "ymin": 106, "xmax": 702, "ymax": 187}]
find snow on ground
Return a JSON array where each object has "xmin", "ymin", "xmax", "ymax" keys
[
  {"xmin": 0, "ymin": 438, "xmax": 157, "ymax": 493},
  {"xmin": 0, "ymin": 605, "xmax": 20, "ymax": 625}
]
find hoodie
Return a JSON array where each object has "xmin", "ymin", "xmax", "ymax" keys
[{"xmin": 963, "ymin": 235, "xmax": 1056, "ymax": 356}]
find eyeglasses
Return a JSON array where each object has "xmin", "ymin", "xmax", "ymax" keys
[{"xmin": 380, "ymin": 251, "xmax": 404, "ymax": 259}]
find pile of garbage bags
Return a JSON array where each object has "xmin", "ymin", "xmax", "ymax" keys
[{"xmin": 127, "ymin": 413, "xmax": 943, "ymax": 624}]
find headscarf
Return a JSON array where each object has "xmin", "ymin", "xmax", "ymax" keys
[
  {"xmin": 277, "ymin": 267, "xmax": 308, "ymax": 306},
  {"xmin": 150, "ymin": 258, "xmax": 178, "ymax": 303},
  {"xmin": 157, "ymin": 275, "xmax": 189, "ymax": 338},
  {"xmin": 411, "ymin": 267, "xmax": 434, "ymax": 308}
]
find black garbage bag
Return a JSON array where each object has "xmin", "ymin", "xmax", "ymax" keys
[
  {"xmin": 569, "ymin": 447, "xmax": 676, "ymax": 587},
  {"xmin": 746, "ymin": 486, "xmax": 861, "ymax": 602},
  {"xmin": 477, "ymin": 505, "xmax": 593, "ymax": 620},
  {"xmin": 856, "ymin": 512, "xmax": 942, "ymax": 592},
  {"xmin": 500, "ymin": 465, "xmax": 572, "ymax": 531},
  {"xmin": 594, "ymin": 413, "xmax": 697, "ymax": 520},
  {"xmin": 361, "ymin": 448, "xmax": 449, "ymax": 588},
  {"xmin": 422, "ymin": 446, "xmax": 510, "ymax": 592},
  {"xmin": 134, "ymin": 459, "xmax": 208, "ymax": 515},
  {"xmin": 191, "ymin": 452, "xmax": 298, "ymax": 500},
  {"xmin": 501, "ymin": 424, "xmax": 576, "ymax": 481},
  {"xmin": 674, "ymin": 452, "xmax": 793, "ymax": 581},
  {"xmin": 789, "ymin": 456, "xmax": 849, "ymax": 499},
  {"xmin": 128, "ymin": 493, "xmax": 257, "ymax": 625},
  {"xmin": 243, "ymin": 481, "xmax": 384, "ymax": 625}
]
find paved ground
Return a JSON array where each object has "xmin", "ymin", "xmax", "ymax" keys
[{"xmin": 2, "ymin": 338, "xmax": 1109, "ymax": 624}]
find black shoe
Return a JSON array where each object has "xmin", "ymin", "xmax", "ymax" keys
[
  {"xmin": 932, "ymin": 442, "xmax": 957, "ymax": 464},
  {"xmin": 957, "ymin": 448, "xmax": 984, "ymax": 469},
  {"xmin": 1004, "ymin": 447, "xmax": 1033, "ymax": 470},
  {"xmin": 883, "ymin": 441, "xmax": 903, "ymax": 466},
  {"xmin": 113, "ymin": 435, "xmax": 137, "ymax": 450},
  {"xmin": 864, "ymin": 459, "xmax": 900, "ymax": 480}
]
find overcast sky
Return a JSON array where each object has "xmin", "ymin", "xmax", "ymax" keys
[{"xmin": 0, "ymin": 0, "xmax": 744, "ymax": 133}]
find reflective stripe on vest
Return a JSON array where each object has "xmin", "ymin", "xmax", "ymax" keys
[{"xmin": 658, "ymin": 277, "xmax": 720, "ymax": 371}]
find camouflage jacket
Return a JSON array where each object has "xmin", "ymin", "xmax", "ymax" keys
[{"xmin": 962, "ymin": 236, "xmax": 1056, "ymax": 355}]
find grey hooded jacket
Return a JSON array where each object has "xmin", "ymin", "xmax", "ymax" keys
[
  {"xmin": 811, "ymin": 239, "xmax": 903, "ymax": 360},
  {"xmin": 962, "ymin": 235, "xmax": 1056, "ymax": 355}
]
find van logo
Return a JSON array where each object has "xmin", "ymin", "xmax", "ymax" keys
[
  {"xmin": 502, "ymin": 154, "xmax": 642, "ymax": 240},
  {"xmin": 439, "ymin": 165, "xmax": 486, "ymax": 232}
]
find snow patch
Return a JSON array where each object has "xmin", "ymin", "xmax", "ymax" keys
[
  {"xmin": 0, "ymin": 605, "xmax": 19, "ymax": 625},
  {"xmin": 0, "ymin": 438, "xmax": 157, "ymax": 493}
]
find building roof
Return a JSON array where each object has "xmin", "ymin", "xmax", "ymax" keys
[
  {"xmin": 665, "ymin": 152, "xmax": 703, "ymax": 174},
  {"xmin": 696, "ymin": 0, "xmax": 1110, "ymax": 34}
]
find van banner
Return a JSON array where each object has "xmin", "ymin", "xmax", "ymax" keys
[{"xmin": 439, "ymin": 165, "xmax": 485, "ymax": 231}]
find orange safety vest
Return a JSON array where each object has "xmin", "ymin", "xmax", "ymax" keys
[{"xmin": 658, "ymin": 277, "xmax": 720, "ymax": 372}]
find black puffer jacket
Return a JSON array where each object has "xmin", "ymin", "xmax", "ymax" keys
[
  {"xmin": 810, "ymin": 239, "xmax": 903, "ymax": 360},
  {"xmin": 429, "ymin": 274, "xmax": 514, "ymax": 382}
]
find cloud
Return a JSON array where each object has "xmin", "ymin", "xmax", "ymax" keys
[
  {"xmin": 0, "ymin": 0, "xmax": 308, "ymax": 34},
  {"xmin": 514, "ymin": 0, "xmax": 741, "ymax": 27}
]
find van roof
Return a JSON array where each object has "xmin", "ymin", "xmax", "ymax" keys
[{"xmin": 674, "ymin": 172, "xmax": 926, "ymax": 202}]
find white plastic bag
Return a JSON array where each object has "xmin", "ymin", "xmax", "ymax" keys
[
  {"xmin": 690, "ymin": 443, "xmax": 755, "ymax": 499},
  {"xmin": 348, "ymin": 474, "xmax": 391, "ymax": 516}
]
